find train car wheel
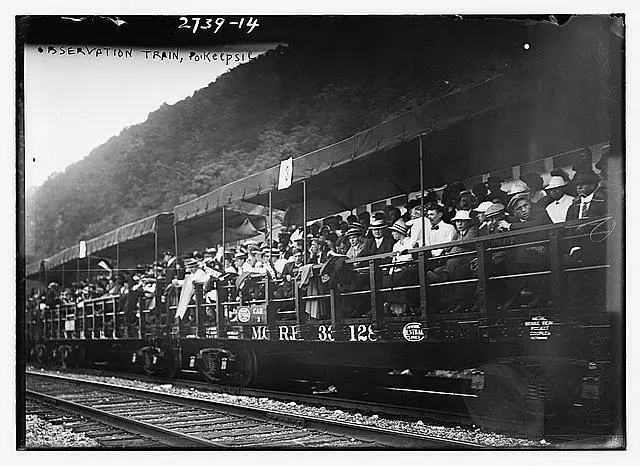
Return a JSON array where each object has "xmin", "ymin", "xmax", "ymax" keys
[
  {"xmin": 34, "ymin": 343, "xmax": 49, "ymax": 365},
  {"xmin": 228, "ymin": 346, "xmax": 258, "ymax": 387},
  {"xmin": 197, "ymin": 346, "xmax": 258, "ymax": 387},
  {"xmin": 57, "ymin": 345, "xmax": 72, "ymax": 369}
]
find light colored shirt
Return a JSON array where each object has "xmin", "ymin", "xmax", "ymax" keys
[
  {"xmin": 425, "ymin": 221, "xmax": 456, "ymax": 257},
  {"xmin": 407, "ymin": 216, "xmax": 428, "ymax": 248},
  {"xmin": 545, "ymin": 194, "xmax": 575, "ymax": 223},
  {"xmin": 390, "ymin": 236, "xmax": 414, "ymax": 274},
  {"xmin": 347, "ymin": 240, "xmax": 367, "ymax": 260},
  {"xmin": 579, "ymin": 191, "xmax": 595, "ymax": 219},
  {"xmin": 374, "ymin": 236, "xmax": 384, "ymax": 248}
]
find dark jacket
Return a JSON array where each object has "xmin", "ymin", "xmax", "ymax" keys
[
  {"xmin": 566, "ymin": 194, "xmax": 607, "ymax": 221},
  {"xmin": 366, "ymin": 234, "xmax": 395, "ymax": 256},
  {"xmin": 508, "ymin": 209, "xmax": 552, "ymax": 230}
]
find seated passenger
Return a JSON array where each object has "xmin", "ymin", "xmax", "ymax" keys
[
  {"xmin": 500, "ymin": 193, "xmax": 552, "ymax": 231},
  {"xmin": 383, "ymin": 219, "xmax": 418, "ymax": 316},
  {"xmin": 427, "ymin": 209, "xmax": 478, "ymax": 283},
  {"xmin": 521, "ymin": 172, "xmax": 547, "ymax": 205},
  {"xmin": 308, "ymin": 237, "xmax": 329, "ymax": 265},
  {"xmin": 424, "ymin": 203, "xmax": 457, "ymax": 256},
  {"xmin": 566, "ymin": 170, "xmax": 607, "ymax": 220},
  {"xmin": 346, "ymin": 223, "xmax": 371, "ymax": 264},
  {"xmin": 367, "ymin": 218, "xmax": 394, "ymax": 257},
  {"xmin": 544, "ymin": 176, "xmax": 575, "ymax": 223},
  {"xmin": 473, "ymin": 201, "xmax": 494, "ymax": 235}
]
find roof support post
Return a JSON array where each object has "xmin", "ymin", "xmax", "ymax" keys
[
  {"xmin": 154, "ymin": 228, "xmax": 159, "ymax": 278},
  {"xmin": 419, "ymin": 136, "xmax": 425, "ymax": 248},
  {"xmin": 115, "ymin": 243, "xmax": 120, "ymax": 280},
  {"xmin": 268, "ymin": 191, "xmax": 273, "ymax": 262},
  {"xmin": 303, "ymin": 180, "xmax": 307, "ymax": 265},
  {"xmin": 216, "ymin": 206, "xmax": 227, "ymax": 339},
  {"xmin": 173, "ymin": 224, "xmax": 179, "ymax": 260}
]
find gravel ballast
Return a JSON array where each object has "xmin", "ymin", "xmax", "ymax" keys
[
  {"xmin": 26, "ymin": 414, "xmax": 100, "ymax": 448},
  {"xmin": 26, "ymin": 368, "xmax": 549, "ymax": 448}
]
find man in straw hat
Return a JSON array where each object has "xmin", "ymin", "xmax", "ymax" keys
[
  {"xmin": 367, "ymin": 217, "xmax": 394, "ymax": 256},
  {"xmin": 544, "ymin": 176, "xmax": 575, "ymax": 223},
  {"xmin": 345, "ymin": 223, "xmax": 371, "ymax": 263},
  {"xmin": 473, "ymin": 201, "xmax": 494, "ymax": 235},
  {"xmin": 427, "ymin": 209, "xmax": 478, "ymax": 284}
]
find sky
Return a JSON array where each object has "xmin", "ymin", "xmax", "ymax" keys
[{"xmin": 24, "ymin": 43, "xmax": 277, "ymax": 189}]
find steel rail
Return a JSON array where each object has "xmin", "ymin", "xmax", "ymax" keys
[
  {"xmin": 26, "ymin": 389, "xmax": 224, "ymax": 448},
  {"xmin": 27, "ymin": 371, "xmax": 486, "ymax": 449}
]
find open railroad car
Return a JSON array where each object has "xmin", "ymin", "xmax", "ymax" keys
[{"xmin": 23, "ymin": 17, "xmax": 624, "ymax": 439}]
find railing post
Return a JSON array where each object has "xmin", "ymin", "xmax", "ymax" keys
[
  {"xmin": 112, "ymin": 297, "xmax": 118, "ymax": 338},
  {"xmin": 475, "ymin": 241, "xmax": 490, "ymax": 318},
  {"xmin": 418, "ymin": 251, "xmax": 429, "ymax": 320},
  {"xmin": 138, "ymin": 294, "xmax": 145, "ymax": 339},
  {"xmin": 215, "ymin": 281, "xmax": 227, "ymax": 339},
  {"xmin": 370, "ymin": 259, "xmax": 383, "ymax": 322},
  {"xmin": 548, "ymin": 229, "xmax": 565, "ymax": 312},
  {"xmin": 194, "ymin": 282, "xmax": 206, "ymax": 338},
  {"xmin": 101, "ymin": 301, "xmax": 106, "ymax": 339},
  {"xmin": 294, "ymin": 279, "xmax": 307, "ymax": 327},
  {"xmin": 56, "ymin": 305, "xmax": 61, "ymax": 339},
  {"xmin": 329, "ymin": 288, "xmax": 342, "ymax": 341}
]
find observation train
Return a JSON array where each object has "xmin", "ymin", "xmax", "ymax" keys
[{"xmin": 22, "ymin": 17, "xmax": 624, "ymax": 439}]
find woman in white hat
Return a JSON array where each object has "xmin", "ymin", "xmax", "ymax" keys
[
  {"xmin": 544, "ymin": 175, "xmax": 575, "ymax": 223},
  {"xmin": 383, "ymin": 219, "xmax": 417, "ymax": 316}
]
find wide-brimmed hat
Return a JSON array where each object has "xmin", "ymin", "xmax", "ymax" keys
[
  {"xmin": 369, "ymin": 218, "xmax": 387, "ymax": 230},
  {"xmin": 545, "ymin": 176, "xmax": 568, "ymax": 190},
  {"xmin": 573, "ymin": 170, "xmax": 599, "ymax": 185},
  {"xmin": 507, "ymin": 192, "xmax": 531, "ymax": 212},
  {"xmin": 234, "ymin": 251, "xmax": 247, "ymax": 259},
  {"xmin": 389, "ymin": 219, "xmax": 409, "ymax": 236},
  {"xmin": 346, "ymin": 224, "xmax": 365, "ymax": 236},
  {"xmin": 506, "ymin": 180, "xmax": 530, "ymax": 196},
  {"xmin": 484, "ymin": 203, "xmax": 505, "ymax": 218},
  {"xmin": 473, "ymin": 201, "xmax": 493, "ymax": 213},
  {"xmin": 451, "ymin": 210, "xmax": 473, "ymax": 222}
]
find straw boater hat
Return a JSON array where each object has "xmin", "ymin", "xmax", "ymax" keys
[
  {"xmin": 369, "ymin": 218, "xmax": 387, "ymax": 230},
  {"xmin": 234, "ymin": 250, "xmax": 248, "ymax": 260},
  {"xmin": 507, "ymin": 192, "xmax": 531, "ymax": 213},
  {"xmin": 389, "ymin": 219, "xmax": 409, "ymax": 236},
  {"xmin": 545, "ymin": 176, "xmax": 568, "ymax": 190},
  {"xmin": 473, "ymin": 201, "xmax": 494, "ymax": 213},
  {"xmin": 346, "ymin": 223, "xmax": 365, "ymax": 236},
  {"xmin": 451, "ymin": 210, "xmax": 473, "ymax": 222},
  {"xmin": 506, "ymin": 180, "xmax": 530, "ymax": 196},
  {"xmin": 484, "ymin": 203, "xmax": 505, "ymax": 218}
]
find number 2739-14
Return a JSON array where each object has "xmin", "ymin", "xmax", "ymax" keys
[{"xmin": 178, "ymin": 17, "xmax": 259, "ymax": 34}]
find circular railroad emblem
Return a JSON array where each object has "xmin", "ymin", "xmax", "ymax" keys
[
  {"xmin": 402, "ymin": 322, "xmax": 424, "ymax": 342},
  {"xmin": 237, "ymin": 307, "xmax": 251, "ymax": 323}
]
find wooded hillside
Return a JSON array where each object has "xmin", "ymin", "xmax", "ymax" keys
[{"xmin": 27, "ymin": 17, "xmax": 555, "ymax": 261}]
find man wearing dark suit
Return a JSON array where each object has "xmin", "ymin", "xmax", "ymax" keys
[
  {"xmin": 566, "ymin": 170, "xmax": 607, "ymax": 220},
  {"xmin": 366, "ymin": 218, "xmax": 394, "ymax": 258}
]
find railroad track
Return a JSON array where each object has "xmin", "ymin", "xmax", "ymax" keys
[
  {"xmin": 26, "ymin": 372, "xmax": 485, "ymax": 449},
  {"xmin": 26, "ymin": 397, "xmax": 168, "ymax": 448},
  {"xmin": 29, "ymin": 367, "xmax": 475, "ymax": 428}
]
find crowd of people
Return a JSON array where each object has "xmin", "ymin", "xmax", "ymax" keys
[{"xmin": 30, "ymin": 147, "xmax": 613, "ymax": 327}]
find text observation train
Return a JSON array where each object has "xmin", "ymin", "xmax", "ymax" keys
[{"xmin": 23, "ymin": 18, "xmax": 624, "ymax": 439}]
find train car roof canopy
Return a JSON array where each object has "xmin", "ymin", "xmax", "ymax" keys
[{"xmin": 173, "ymin": 16, "xmax": 620, "ymax": 224}]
